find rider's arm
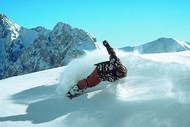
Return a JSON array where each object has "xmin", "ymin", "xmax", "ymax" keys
[{"xmin": 103, "ymin": 40, "xmax": 116, "ymax": 57}]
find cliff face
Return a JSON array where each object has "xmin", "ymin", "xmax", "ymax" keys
[{"xmin": 0, "ymin": 14, "xmax": 97, "ymax": 79}]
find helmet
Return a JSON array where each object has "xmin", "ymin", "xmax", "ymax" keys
[{"xmin": 116, "ymin": 65, "xmax": 127, "ymax": 78}]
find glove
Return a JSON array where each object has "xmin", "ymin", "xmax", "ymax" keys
[
  {"xmin": 103, "ymin": 40, "xmax": 114, "ymax": 56},
  {"xmin": 103, "ymin": 40, "xmax": 109, "ymax": 46}
]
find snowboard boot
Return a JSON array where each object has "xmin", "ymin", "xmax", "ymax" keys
[{"xmin": 66, "ymin": 85, "xmax": 83, "ymax": 99}]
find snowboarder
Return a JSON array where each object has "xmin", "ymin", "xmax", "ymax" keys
[{"xmin": 66, "ymin": 40, "xmax": 127, "ymax": 99}]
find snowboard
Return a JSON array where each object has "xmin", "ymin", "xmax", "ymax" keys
[
  {"xmin": 66, "ymin": 86, "xmax": 102, "ymax": 100},
  {"xmin": 65, "ymin": 85, "xmax": 84, "ymax": 100},
  {"xmin": 66, "ymin": 91, "xmax": 82, "ymax": 100}
]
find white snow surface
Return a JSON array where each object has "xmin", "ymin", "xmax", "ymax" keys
[{"xmin": 0, "ymin": 49, "xmax": 190, "ymax": 127}]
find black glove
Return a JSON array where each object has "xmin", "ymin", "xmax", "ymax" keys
[
  {"xmin": 103, "ymin": 40, "xmax": 110, "ymax": 48},
  {"xmin": 103, "ymin": 40, "xmax": 115, "ymax": 56}
]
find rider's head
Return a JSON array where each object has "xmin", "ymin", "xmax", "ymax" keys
[{"xmin": 116, "ymin": 65, "xmax": 127, "ymax": 78}]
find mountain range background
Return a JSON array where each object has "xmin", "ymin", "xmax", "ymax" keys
[{"xmin": 0, "ymin": 13, "xmax": 190, "ymax": 80}]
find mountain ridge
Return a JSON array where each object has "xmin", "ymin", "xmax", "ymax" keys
[
  {"xmin": 1, "ymin": 13, "xmax": 189, "ymax": 79},
  {"xmin": 121, "ymin": 37, "xmax": 190, "ymax": 54},
  {"xmin": 0, "ymin": 14, "xmax": 97, "ymax": 79}
]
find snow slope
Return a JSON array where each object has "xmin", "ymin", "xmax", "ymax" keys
[{"xmin": 0, "ymin": 49, "xmax": 190, "ymax": 127}]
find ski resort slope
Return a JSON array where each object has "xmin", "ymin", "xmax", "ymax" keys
[{"xmin": 0, "ymin": 49, "xmax": 190, "ymax": 127}]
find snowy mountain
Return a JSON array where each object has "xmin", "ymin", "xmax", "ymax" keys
[
  {"xmin": 121, "ymin": 38, "xmax": 190, "ymax": 54},
  {"xmin": 0, "ymin": 49, "xmax": 190, "ymax": 127},
  {"xmin": 0, "ymin": 14, "xmax": 97, "ymax": 79},
  {"xmin": 1, "ymin": 13, "xmax": 190, "ymax": 80}
]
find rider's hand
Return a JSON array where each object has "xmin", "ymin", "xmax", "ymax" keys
[{"xmin": 103, "ymin": 40, "xmax": 108, "ymax": 46}]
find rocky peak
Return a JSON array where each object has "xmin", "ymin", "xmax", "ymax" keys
[
  {"xmin": 31, "ymin": 26, "xmax": 51, "ymax": 36},
  {"xmin": 0, "ymin": 14, "xmax": 97, "ymax": 79},
  {"xmin": 0, "ymin": 13, "xmax": 20, "ymax": 40},
  {"xmin": 32, "ymin": 26, "xmax": 46, "ymax": 32},
  {"xmin": 0, "ymin": 13, "xmax": 20, "ymax": 29},
  {"xmin": 153, "ymin": 37, "xmax": 177, "ymax": 44},
  {"xmin": 51, "ymin": 22, "xmax": 74, "ymax": 38},
  {"xmin": 0, "ymin": 13, "xmax": 7, "ymax": 20}
]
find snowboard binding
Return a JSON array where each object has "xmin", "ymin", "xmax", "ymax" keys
[{"xmin": 66, "ymin": 85, "xmax": 83, "ymax": 99}]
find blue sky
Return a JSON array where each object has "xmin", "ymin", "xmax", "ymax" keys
[{"xmin": 1, "ymin": 0, "xmax": 190, "ymax": 48}]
